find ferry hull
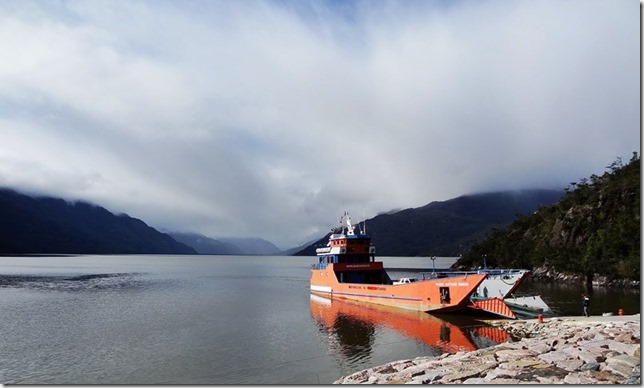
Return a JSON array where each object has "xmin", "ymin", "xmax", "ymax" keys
[{"xmin": 310, "ymin": 264, "xmax": 486, "ymax": 313}]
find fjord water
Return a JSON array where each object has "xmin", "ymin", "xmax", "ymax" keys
[{"xmin": 0, "ymin": 255, "xmax": 639, "ymax": 384}]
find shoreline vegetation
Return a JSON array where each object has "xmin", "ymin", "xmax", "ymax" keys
[{"xmin": 334, "ymin": 315, "xmax": 640, "ymax": 384}]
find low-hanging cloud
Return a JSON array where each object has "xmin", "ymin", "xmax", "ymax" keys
[{"xmin": 0, "ymin": 0, "xmax": 638, "ymax": 248}]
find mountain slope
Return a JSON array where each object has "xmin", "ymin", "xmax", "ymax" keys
[
  {"xmin": 453, "ymin": 155, "xmax": 640, "ymax": 282},
  {"xmin": 0, "ymin": 188, "xmax": 196, "ymax": 254},
  {"xmin": 294, "ymin": 189, "xmax": 564, "ymax": 257}
]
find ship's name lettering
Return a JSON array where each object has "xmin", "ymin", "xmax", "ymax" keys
[
  {"xmin": 435, "ymin": 282, "xmax": 469, "ymax": 287},
  {"xmin": 366, "ymin": 286, "xmax": 386, "ymax": 291}
]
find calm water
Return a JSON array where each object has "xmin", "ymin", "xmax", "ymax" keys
[{"xmin": 0, "ymin": 255, "xmax": 639, "ymax": 384}]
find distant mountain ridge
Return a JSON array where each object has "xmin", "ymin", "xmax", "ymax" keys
[
  {"xmin": 0, "ymin": 187, "xmax": 563, "ymax": 257},
  {"xmin": 169, "ymin": 232, "xmax": 242, "ymax": 255},
  {"xmin": 0, "ymin": 188, "xmax": 196, "ymax": 254},
  {"xmin": 294, "ymin": 189, "xmax": 564, "ymax": 257},
  {"xmin": 218, "ymin": 237, "xmax": 280, "ymax": 255},
  {"xmin": 169, "ymin": 233, "xmax": 280, "ymax": 255}
]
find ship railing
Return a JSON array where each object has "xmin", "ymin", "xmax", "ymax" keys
[
  {"xmin": 412, "ymin": 270, "xmax": 485, "ymax": 281},
  {"xmin": 412, "ymin": 268, "xmax": 528, "ymax": 282},
  {"xmin": 476, "ymin": 268, "xmax": 528, "ymax": 275}
]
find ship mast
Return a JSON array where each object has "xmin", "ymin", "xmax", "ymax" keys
[{"xmin": 343, "ymin": 211, "xmax": 355, "ymax": 236}]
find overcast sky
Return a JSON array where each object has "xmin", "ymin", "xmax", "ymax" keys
[{"xmin": 0, "ymin": 0, "xmax": 639, "ymax": 249}]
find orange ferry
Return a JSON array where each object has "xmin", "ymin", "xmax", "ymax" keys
[{"xmin": 310, "ymin": 211, "xmax": 486, "ymax": 313}]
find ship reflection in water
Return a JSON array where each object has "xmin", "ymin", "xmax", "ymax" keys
[{"xmin": 310, "ymin": 294, "xmax": 509, "ymax": 368}]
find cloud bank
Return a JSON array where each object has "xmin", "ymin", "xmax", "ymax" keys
[{"xmin": 0, "ymin": 0, "xmax": 638, "ymax": 248}]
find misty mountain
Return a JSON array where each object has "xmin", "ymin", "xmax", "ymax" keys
[
  {"xmin": 169, "ymin": 233, "xmax": 281, "ymax": 255},
  {"xmin": 217, "ymin": 237, "xmax": 281, "ymax": 255},
  {"xmin": 280, "ymin": 239, "xmax": 318, "ymax": 256},
  {"xmin": 0, "ymin": 186, "xmax": 562, "ymax": 257},
  {"xmin": 0, "ymin": 188, "xmax": 196, "ymax": 254},
  {"xmin": 293, "ymin": 189, "xmax": 564, "ymax": 257},
  {"xmin": 169, "ymin": 232, "xmax": 242, "ymax": 255}
]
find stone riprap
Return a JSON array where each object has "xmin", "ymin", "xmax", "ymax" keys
[{"xmin": 334, "ymin": 315, "xmax": 641, "ymax": 384}]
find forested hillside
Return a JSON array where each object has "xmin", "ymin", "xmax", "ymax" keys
[{"xmin": 453, "ymin": 153, "xmax": 640, "ymax": 284}]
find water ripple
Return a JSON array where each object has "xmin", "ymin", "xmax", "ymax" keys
[{"xmin": 0, "ymin": 273, "xmax": 151, "ymax": 292}]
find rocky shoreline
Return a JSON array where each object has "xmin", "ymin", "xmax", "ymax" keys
[{"xmin": 334, "ymin": 315, "xmax": 641, "ymax": 384}]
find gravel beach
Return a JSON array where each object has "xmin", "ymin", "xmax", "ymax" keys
[{"xmin": 334, "ymin": 314, "xmax": 641, "ymax": 384}]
